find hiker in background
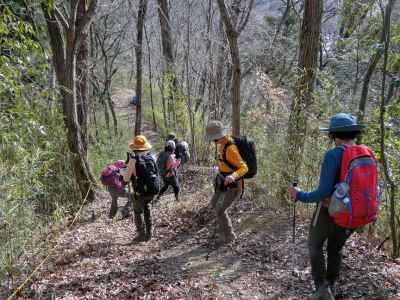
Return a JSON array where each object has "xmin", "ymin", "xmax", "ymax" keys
[
  {"xmin": 121, "ymin": 135, "xmax": 160, "ymax": 242},
  {"xmin": 156, "ymin": 140, "xmax": 181, "ymax": 202},
  {"xmin": 100, "ymin": 160, "xmax": 132, "ymax": 219},
  {"xmin": 166, "ymin": 132, "xmax": 190, "ymax": 168},
  {"xmin": 205, "ymin": 121, "xmax": 248, "ymax": 245},
  {"xmin": 289, "ymin": 113, "xmax": 379, "ymax": 300}
]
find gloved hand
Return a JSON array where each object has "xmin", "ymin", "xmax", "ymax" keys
[
  {"xmin": 224, "ymin": 175, "xmax": 235, "ymax": 186},
  {"xmin": 288, "ymin": 186, "xmax": 300, "ymax": 201},
  {"xmin": 119, "ymin": 167, "xmax": 129, "ymax": 177}
]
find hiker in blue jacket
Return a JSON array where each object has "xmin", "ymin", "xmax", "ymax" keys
[{"xmin": 288, "ymin": 113, "xmax": 364, "ymax": 300}]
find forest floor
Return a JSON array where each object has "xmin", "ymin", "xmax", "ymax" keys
[{"xmin": 13, "ymin": 90, "xmax": 400, "ymax": 299}]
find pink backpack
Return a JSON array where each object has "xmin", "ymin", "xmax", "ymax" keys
[{"xmin": 100, "ymin": 160, "xmax": 126, "ymax": 190}]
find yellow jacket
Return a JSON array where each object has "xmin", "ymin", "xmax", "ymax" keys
[{"xmin": 217, "ymin": 136, "xmax": 248, "ymax": 180}]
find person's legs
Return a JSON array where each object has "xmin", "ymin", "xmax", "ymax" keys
[
  {"xmin": 143, "ymin": 196, "xmax": 154, "ymax": 241},
  {"xmin": 326, "ymin": 226, "xmax": 354, "ymax": 292},
  {"xmin": 171, "ymin": 176, "xmax": 180, "ymax": 201},
  {"xmin": 157, "ymin": 177, "xmax": 172, "ymax": 199},
  {"xmin": 108, "ymin": 186, "xmax": 126, "ymax": 218},
  {"xmin": 132, "ymin": 194, "xmax": 146, "ymax": 241},
  {"xmin": 209, "ymin": 189, "xmax": 223, "ymax": 239},
  {"xmin": 214, "ymin": 184, "xmax": 242, "ymax": 243},
  {"xmin": 109, "ymin": 193, "xmax": 118, "ymax": 219},
  {"xmin": 121, "ymin": 188, "xmax": 133, "ymax": 218},
  {"xmin": 308, "ymin": 207, "xmax": 332, "ymax": 289}
]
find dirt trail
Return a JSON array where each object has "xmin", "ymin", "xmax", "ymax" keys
[
  {"xmin": 28, "ymin": 177, "xmax": 400, "ymax": 299},
  {"xmin": 21, "ymin": 90, "xmax": 400, "ymax": 299}
]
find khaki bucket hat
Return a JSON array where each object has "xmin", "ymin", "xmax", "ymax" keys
[{"xmin": 205, "ymin": 121, "xmax": 226, "ymax": 141}]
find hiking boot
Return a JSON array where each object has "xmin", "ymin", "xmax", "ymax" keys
[
  {"xmin": 175, "ymin": 194, "xmax": 179, "ymax": 202},
  {"xmin": 144, "ymin": 229, "xmax": 152, "ymax": 241},
  {"xmin": 328, "ymin": 281, "xmax": 336, "ymax": 297},
  {"xmin": 120, "ymin": 207, "xmax": 131, "ymax": 219},
  {"xmin": 133, "ymin": 233, "xmax": 146, "ymax": 242},
  {"xmin": 215, "ymin": 232, "xmax": 236, "ymax": 246},
  {"xmin": 144, "ymin": 208, "xmax": 152, "ymax": 241},
  {"xmin": 310, "ymin": 283, "xmax": 335, "ymax": 300},
  {"xmin": 133, "ymin": 213, "xmax": 146, "ymax": 242},
  {"xmin": 224, "ymin": 232, "xmax": 237, "ymax": 244},
  {"xmin": 153, "ymin": 195, "xmax": 161, "ymax": 205},
  {"xmin": 144, "ymin": 220, "xmax": 152, "ymax": 241}
]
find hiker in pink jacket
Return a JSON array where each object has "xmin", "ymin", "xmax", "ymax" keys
[{"xmin": 156, "ymin": 140, "xmax": 181, "ymax": 202}]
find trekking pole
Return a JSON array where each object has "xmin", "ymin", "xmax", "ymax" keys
[{"xmin": 292, "ymin": 182, "xmax": 298, "ymax": 243}]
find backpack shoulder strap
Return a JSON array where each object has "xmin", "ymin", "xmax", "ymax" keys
[{"xmin": 221, "ymin": 141, "xmax": 238, "ymax": 171}]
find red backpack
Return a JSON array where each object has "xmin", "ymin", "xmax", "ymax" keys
[{"xmin": 330, "ymin": 145, "xmax": 379, "ymax": 228}]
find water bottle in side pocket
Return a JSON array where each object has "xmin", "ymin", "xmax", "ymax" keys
[{"xmin": 329, "ymin": 182, "xmax": 350, "ymax": 215}]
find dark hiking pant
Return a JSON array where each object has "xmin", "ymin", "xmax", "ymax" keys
[
  {"xmin": 308, "ymin": 206, "xmax": 354, "ymax": 289},
  {"xmin": 158, "ymin": 176, "xmax": 180, "ymax": 197},
  {"xmin": 210, "ymin": 179, "xmax": 242, "ymax": 241},
  {"xmin": 133, "ymin": 194, "xmax": 154, "ymax": 240},
  {"xmin": 107, "ymin": 186, "xmax": 132, "ymax": 219}
]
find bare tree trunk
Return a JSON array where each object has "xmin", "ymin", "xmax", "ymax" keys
[
  {"xmin": 280, "ymin": 0, "xmax": 323, "ymax": 202},
  {"xmin": 134, "ymin": 0, "xmax": 148, "ymax": 135},
  {"xmin": 357, "ymin": 1, "xmax": 394, "ymax": 131},
  {"xmin": 106, "ymin": 88, "xmax": 118, "ymax": 136},
  {"xmin": 42, "ymin": 0, "xmax": 98, "ymax": 200},
  {"xmin": 378, "ymin": 0, "xmax": 398, "ymax": 258},
  {"xmin": 214, "ymin": 20, "xmax": 225, "ymax": 120},
  {"xmin": 157, "ymin": 0, "xmax": 177, "ymax": 130},
  {"xmin": 185, "ymin": 0, "xmax": 197, "ymax": 163},
  {"xmin": 217, "ymin": 0, "xmax": 254, "ymax": 136},
  {"xmin": 144, "ymin": 24, "xmax": 157, "ymax": 129},
  {"xmin": 77, "ymin": 0, "xmax": 89, "ymax": 153}
]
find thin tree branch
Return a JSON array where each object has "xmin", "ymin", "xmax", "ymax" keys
[
  {"xmin": 217, "ymin": 0, "xmax": 236, "ymax": 38},
  {"xmin": 54, "ymin": 7, "xmax": 69, "ymax": 31},
  {"xmin": 75, "ymin": 0, "xmax": 98, "ymax": 51},
  {"xmin": 237, "ymin": 0, "xmax": 254, "ymax": 34}
]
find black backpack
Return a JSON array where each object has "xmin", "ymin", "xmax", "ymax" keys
[
  {"xmin": 134, "ymin": 153, "xmax": 160, "ymax": 195},
  {"xmin": 222, "ymin": 136, "xmax": 257, "ymax": 179}
]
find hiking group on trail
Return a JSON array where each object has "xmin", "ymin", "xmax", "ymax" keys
[{"xmin": 100, "ymin": 113, "xmax": 380, "ymax": 299}]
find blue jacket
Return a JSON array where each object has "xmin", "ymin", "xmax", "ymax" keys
[{"xmin": 296, "ymin": 147, "xmax": 344, "ymax": 203}]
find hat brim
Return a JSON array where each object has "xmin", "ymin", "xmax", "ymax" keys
[
  {"xmin": 129, "ymin": 143, "xmax": 152, "ymax": 151},
  {"xmin": 319, "ymin": 124, "xmax": 365, "ymax": 133},
  {"xmin": 205, "ymin": 130, "xmax": 226, "ymax": 142}
]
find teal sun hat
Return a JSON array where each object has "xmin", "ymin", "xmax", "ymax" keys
[{"xmin": 320, "ymin": 113, "xmax": 365, "ymax": 133}]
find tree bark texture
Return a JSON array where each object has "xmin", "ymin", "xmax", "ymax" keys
[
  {"xmin": 144, "ymin": 24, "xmax": 157, "ymax": 129},
  {"xmin": 280, "ymin": 0, "xmax": 323, "ymax": 201},
  {"xmin": 42, "ymin": 0, "xmax": 97, "ymax": 201},
  {"xmin": 217, "ymin": 0, "xmax": 254, "ymax": 136},
  {"xmin": 76, "ymin": 0, "xmax": 89, "ymax": 153},
  {"xmin": 357, "ymin": 0, "xmax": 395, "ymax": 130},
  {"xmin": 157, "ymin": 0, "xmax": 177, "ymax": 130},
  {"xmin": 378, "ymin": 0, "xmax": 398, "ymax": 258},
  {"xmin": 135, "ymin": 0, "xmax": 148, "ymax": 136}
]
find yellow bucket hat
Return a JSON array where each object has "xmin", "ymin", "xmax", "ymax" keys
[{"xmin": 128, "ymin": 135, "xmax": 152, "ymax": 151}]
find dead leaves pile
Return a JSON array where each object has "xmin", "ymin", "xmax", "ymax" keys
[{"xmin": 7, "ymin": 167, "xmax": 400, "ymax": 299}]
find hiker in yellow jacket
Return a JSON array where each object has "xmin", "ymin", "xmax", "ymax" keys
[{"xmin": 206, "ymin": 121, "xmax": 248, "ymax": 244}]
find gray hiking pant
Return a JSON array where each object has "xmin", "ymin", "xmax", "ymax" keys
[
  {"xmin": 107, "ymin": 186, "xmax": 132, "ymax": 219},
  {"xmin": 132, "ymin": 194, "xmax": 154, "ymax": 239},
  {"xmin": 210, "ymin": 179, "xmax": 242, "ymax": 240},
  {"xmin": 308, "ymin": 206, "xmax": 354, "ymax": 289}
]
